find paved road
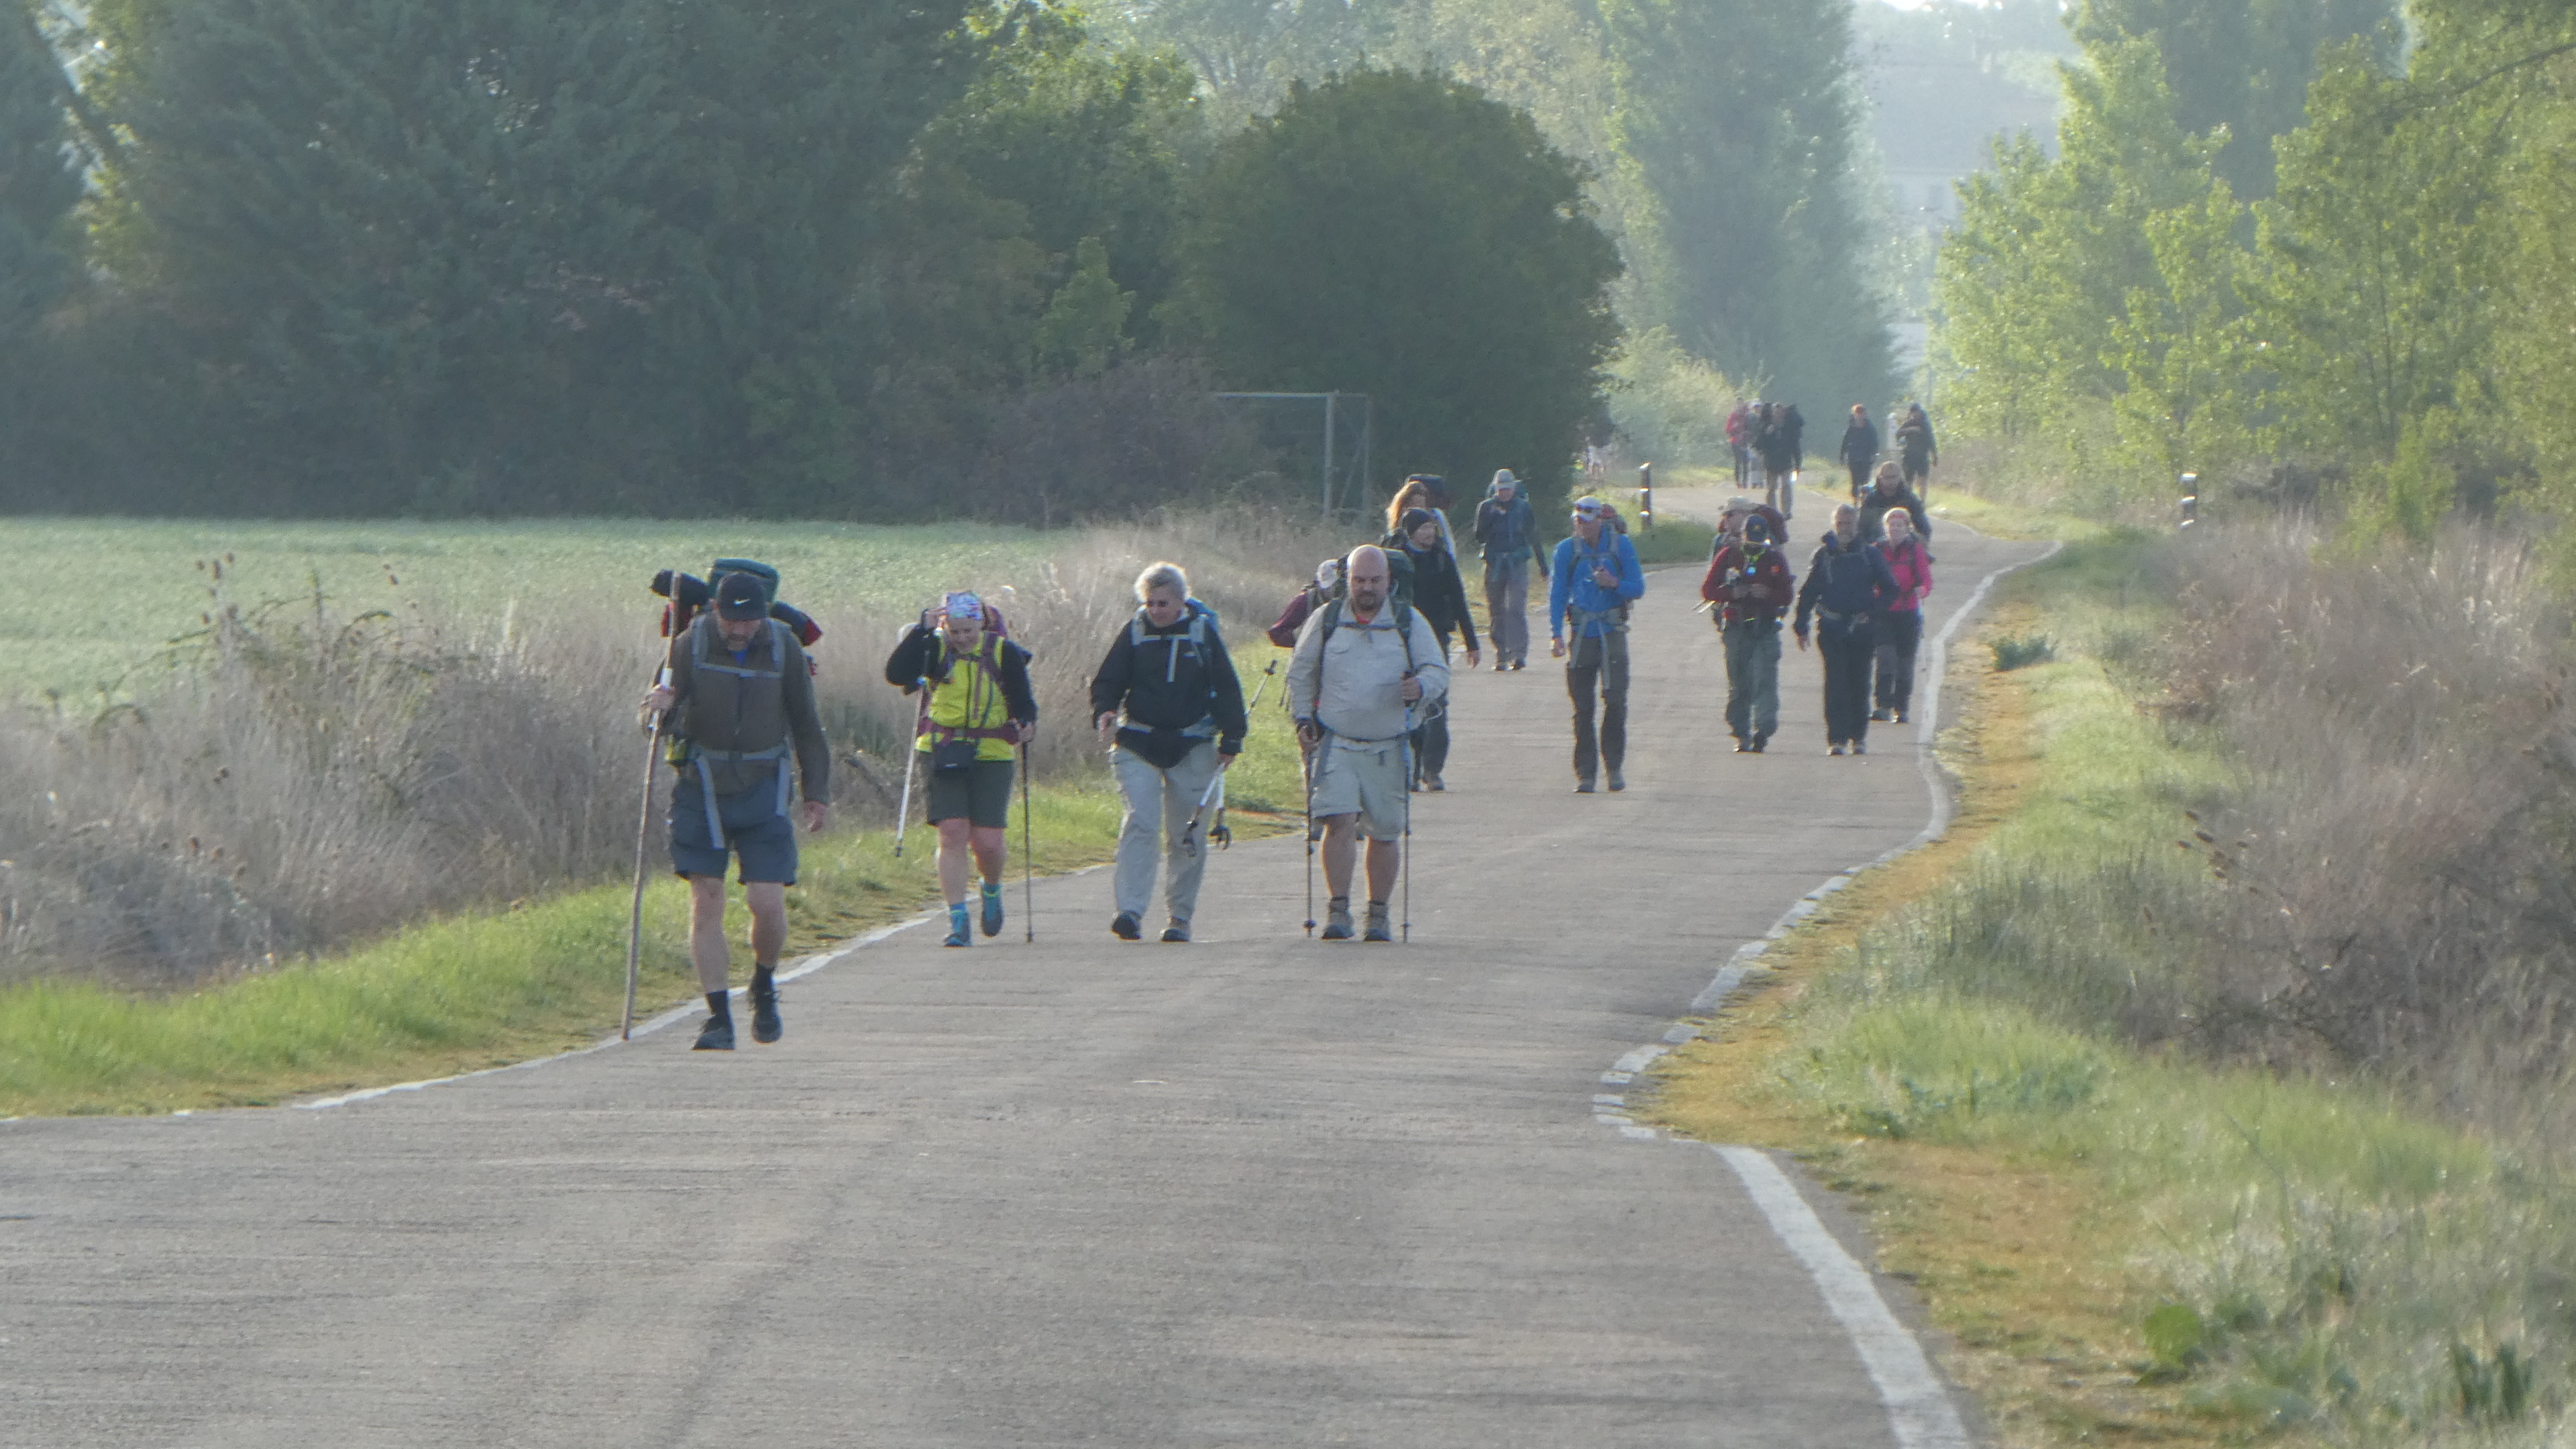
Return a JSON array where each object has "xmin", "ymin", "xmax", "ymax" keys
[{"xmin": 2, "ymin": 503, "xmax": 2045, "ymax": 1448}]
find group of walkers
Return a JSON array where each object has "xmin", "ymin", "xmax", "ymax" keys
[
  {"xmin": 1701, "ymin": 474, "xmax": 1935, "ymax": 757},
  {"xmin": 1724, "ymin": 400, "xmax": 1807, "ymax": 520},
  {"xmin": 635, "ymin": 417, "xmax": 1942, "ymax": 1048},
  {"xmin": 1835, "ymin": 402, "xmax": 1938, "ymax": 501}
]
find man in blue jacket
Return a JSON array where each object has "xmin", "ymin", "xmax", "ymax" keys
[
  {"xmin": 1548, "ymin": 496, "xmax": 1646, "ymax": 792},
  {"xmin": 1793, "ymin": 504, "xmax": 1899, "ymax": 756}
]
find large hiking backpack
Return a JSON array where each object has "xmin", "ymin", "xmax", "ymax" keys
[{"xmin": 649, "ymin": 557, "xmax": 822, "ymax": 650}]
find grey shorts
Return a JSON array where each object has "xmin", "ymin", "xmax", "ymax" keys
[
  {"xmin": 926, "ymin": 757, "xmax": 1015, "ymax": 828},
  {"xmin": 1309, "ymin": 739, "xmax": 1408, "ymax": 842},
  {"xmin": 669, "ymin": 773, "xmax": 799, "ymax": 883}
]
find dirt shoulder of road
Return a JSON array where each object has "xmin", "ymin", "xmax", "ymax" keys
[{"xmin": 1642, "ymin": 583, "xmax": 2232, "ymax": 1448}]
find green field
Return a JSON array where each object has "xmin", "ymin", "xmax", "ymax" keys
[{"xmin": 0, "ymin": 517, "xmax": 1068, "ymax": 702}]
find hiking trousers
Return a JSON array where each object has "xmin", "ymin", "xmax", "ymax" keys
[
  {"xmin": 1566, "ymin": 631, "xmax": 1629, "ymax": 782},
  {"xmin": 1483, "ymin": 554, "xmax": 1532, "ymax": 667},
  {"xmin": 1874, "ymin": 608, "xmax": 1924, "ymax": 716},
  {"xmin": 1765, "ymin": 466, "xmax": 1796, "ymax": 519},
  {"xmin": 1722, "ymin": 621, "xmax": 1782, "ymax": 743},
  {"xmin": 1817, "ymin": 617, "xmax": 1878, "ymax": 745},
  {"xmin": 1112, "ymin": 741, "xmax": 1222, "ymax": 926}
]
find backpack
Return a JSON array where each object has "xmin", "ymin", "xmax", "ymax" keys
[
  {"xmin": 1336, "ymin": 545, "xmax": 1414, "ymax": 614},
  {"xmin": 1128, "ymin": 598, "xmax": 1218, "ymax": 653},
  {"xmin": 650, "ymin": 557, "xmax": 822, "ymax": 651}
]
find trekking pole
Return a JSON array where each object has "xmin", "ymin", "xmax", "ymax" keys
[
  {"xmin": 1399, "ymin": 732, "xmax": 1413, "ymax": 945},
  {"xmin": 1244, "ymin": 656, "xmax": 1279, "ymax": 712},
  {"xmin": 621, "ymin": 667, "xmax": 671, "ymax": 1041},
  {"xmin": 1019, "ymin": 735, "xmax": 1034, "ymax": 943},
  {"xmin": 892, "ymin": 680, "xmax": 927, "ymax": 857},
  {"xmin": 1180, "ymin": 765, "xmax": 1226, "ymax": 858},
  {"xmin": 1301, "ymin": 732, "xmax": 1318, "ymax": 936}
]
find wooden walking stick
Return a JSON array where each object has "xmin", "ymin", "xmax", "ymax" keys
[{"xmin": 622, "ymin": 667, "xmax": 671, "ymax": 1041}]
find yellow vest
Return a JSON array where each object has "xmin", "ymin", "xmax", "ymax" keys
[{"xmin": 918, "ymin": 641, "xmax": 1016, "ymax": 763}]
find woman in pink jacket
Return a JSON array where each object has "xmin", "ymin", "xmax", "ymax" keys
[{"xmin": 1871, "ymin": 510, "xmax": 1934, "ymax": 724}]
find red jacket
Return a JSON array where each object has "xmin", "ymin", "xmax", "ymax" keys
[
  {"xmin": 1702, "ymin": 543, "xmax": 1795, "ymax": 625},
  {"xmin": 1876, "ymin": 537, "xmax": 1933, "ymax": 611},
  {"xmin": 1268, "ymin": 587, "xmax": 1323, "ymax": 649}
]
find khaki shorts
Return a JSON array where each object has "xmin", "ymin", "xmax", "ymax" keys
[{"xmin": 1309, "ymin": 739, "xmax": 1408, "ymax": 842}]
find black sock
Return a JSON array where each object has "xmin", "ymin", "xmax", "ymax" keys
[
  {"xmin": 706, "ymin": 991, "xmax": 731, "ymax": 1022},
  {"xmin": 752, "ymin": 963, "xmax": 776, "ymax": 993}
]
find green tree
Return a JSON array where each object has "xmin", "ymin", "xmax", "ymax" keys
[
  {"xmin": 1171, "ymin": 70, "xmax": 1620, "ymax": 511},
  {"xmin": 2253, "ymin": 38, "xmax": 2511, "ymax": 463},
  {"xmin": 0, "ymin": 0, "xmax": 84, "ymax": 490},
  {"xmin": 2074, "ymin": 0, "xmax": 2400, "ymax": 199},
  {"xmin": 99, "ymin": 0, "xmax": 974, "ymax": 514},
  {"xmin": 1600, "ymin": 0, "xmax": 1893, "ymax": 413}
]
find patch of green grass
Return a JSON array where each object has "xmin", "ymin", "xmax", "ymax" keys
[
  {"xmin": 0, "ymin": 517, "xmax": 1065, "ymax": 704},
  {"xmin": 1655, "ymin": 534, "xmax": 2576, "ymax": 1446},
  {"xmin": 1627, "ymin": 517, "xmax": 1717, "ymax": 567},
  {"xmin": 0, "ymin": 688, "xmax": 1304, "ymax": 1118}
]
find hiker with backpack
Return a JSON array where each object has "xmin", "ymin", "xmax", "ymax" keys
[
  {"xmin": 1756, "ymin": 404, "xmax": 1801, "ymax": 521},
  {"xmin": 640, "ymin": 567, "xmax": 833, "ymax": 1051},
  {"xmin": 1089, "ymin": 562, "xmax": 1248, "ymax": 944},
  {"xmin": 1839, "ymin": 405, "xmax": 1881, "ymax": 501},
  {"xmin": 1793, "ymin": 504, "xmax": 1899, "ymax": 756},
  {"xmin": 1858, "ymin": 461, "xmax": 1933, "ymax": 544},
  {"xmin": 1387, "ymin": 506, "xmax": 1481, "ymax": 790},
  {"xmin": 1896, "ymin": 404, "xmax": 1938, "ymax": 493},
  {"xmin": 1471, "ymin": 469, "xmax": 1544, "ymax": 672},
  {"xmin": 1702, "ymin": 513, "xmax": 1796, "ymax": 753},
  {"xmin": 1288, "ymin": 545, "xmax": 1449, "ymax": 942},
  {"xmin": 1871, "ymin": 509, "xmax": 1935, "ymax": 724},
  {"xmin": 1548, "ymin": 496, "xmax": 1646, "ymax": 792},
  {"xmin": 884, "ymin": 592, "xmax": 1038, "ymax": 948},
  {"xmin": 1269, "ymin": 558, "xmax": 1340, "ymax": 650}
]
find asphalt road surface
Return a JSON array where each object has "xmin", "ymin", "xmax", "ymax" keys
[{"xmin": 3, "ymin": 502, "xmax": 2047, "ymax": 1448}]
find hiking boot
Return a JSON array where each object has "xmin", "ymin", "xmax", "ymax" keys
[
  {"xmin": 1161, "ymin": 922, "xmax": 1190, "ymax": 943},
  {"xmin": 1870, "ymin": 706, "xmax": 1892, "ymax": 722},
  {"xmin": 1510, "ymin": 660, "xmax": 1526, "ymax": 672},
  {"xmin": 749, "ymin": 983, "xmax": 782, "ymax": 1044},
  {"xmin": 1850, "ymin": 739, "xmax": 1867, "ymax": 756},
  {"xmin": 1574, "ymin": 778, "xmax": 1597, "ymax": 794},
  {"xmin": 979, "ymin": 883, "xmax": 1004, "ymax": 938},
  {"xmin": 1751, "ymin": 735, "xmax": 1770, "ymax": 753},
  {"xmin": 1895, "ymin": 710, "xmax": 1910, "ymax": 724},
  {"xmin": 1321, "ymin": 900, "xmax": 1354, "ymax": 941},
  {"xmin": 1112, "ymin": 910, "xmax": 1142, "ymax": 941},
  {"xmin": 693, "ymin": 1015, "xmax": 735, "ymax": 1051},
  {"xmin": 1829, "ymin": 742, "xmax": 1846, "ymax": 756},
  {"xmin": 1363, "ymin": 903, "xmax": 1393, "ymax": 943},
  {"xmin": 1606, "ymin": 769, "xmax": 1625, "ymax": 792},
  {"xmin": 1424, "ymin": 774, "xmax": 1445, "ymax": 792}
]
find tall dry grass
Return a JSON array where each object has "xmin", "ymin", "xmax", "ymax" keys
[{"xmin": 0, "ymin": 508, "xmax": 1346, "ymax": 985}]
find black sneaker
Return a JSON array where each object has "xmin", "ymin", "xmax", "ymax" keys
[
  {"xmin": 1870, "ymin": 706, "xmax": 1892, "ymax": 722},
  {"xmin": 1829, "ymin": 742, "xmax": 1846, "ymax": 756},
  {"xmin": 1752, "ymin": 735, "xmax": 1770, "ymax": 753},
  {"xmin": 1895, "ymin": 710, "xmax": 1910, "ymax": 724},
  {"xmin": 1112, "ymin": 910, "xmax": 1142, "ymax": 941},
  {"xmin": 1851, "ymin": 739, "xmax": 1868, "ymax": 756},
  {"xmin": 749, "ymin": 984, "xmax": 782, "ymax": 1044},
  {"xmin": 1733, "ymin": 737, "xmax": 1752, "ymax": 753},
  {"xmin": 1606, "ymin": 769, "xmax": 1625, "ymax": 792},
  {"xmin": 1574, "ymin": 779, "xmax": 1597, "ymax": 794},
  {"xmin": 1161, "ymin": 922, "xmax": 1191, "ymax": 943},
  {"xmin": 693, "ymin": 1015, "xmax": 735, "ymax": 1051}
]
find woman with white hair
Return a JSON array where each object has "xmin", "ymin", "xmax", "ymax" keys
[{"xmin": 1090, "ymin": 561, "xmax": 1249, "ymax": 943}]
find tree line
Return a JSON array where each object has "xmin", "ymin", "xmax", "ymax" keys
[
  {"xmin": 0, "ymin": 0, "xmax": 1895, "ymax": 521},
  {"xmin": 1931, "ymin": 0, "xmax": 2576, "ymax": 541}
]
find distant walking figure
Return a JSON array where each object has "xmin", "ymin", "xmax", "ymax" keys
[
  {"xmin": 1703, "ymin": 513, "xmax": 1796, "ymax": 753},
  {"xmin": 1870, "ymin": 510, "xmax": 1935, "ymax": 725},
  {"xmin": 1472, "ymin": 470, "xmax": 1544, "ymax": 672},
  {"xmin": 1838, "ymin": 405, "xmax": 1880, "ymax": 500},
  {"xmin": 1896, "ymin": 404, "xmax": 1938, "ymax": 493}
]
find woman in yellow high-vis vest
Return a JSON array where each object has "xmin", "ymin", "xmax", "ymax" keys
[{"xmin": 884, "ymin": 592, "xmax": 1038, "ymax": 946}]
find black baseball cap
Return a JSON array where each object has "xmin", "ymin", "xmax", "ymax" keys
[{"xmin": 714, "ymin": 571, "xmax": 769, "ymax": 621}]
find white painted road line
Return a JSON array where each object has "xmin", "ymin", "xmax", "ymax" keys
[{"xmin": 1717, "ymin": 1146, "xmax": 1974, "ymax": 1449}]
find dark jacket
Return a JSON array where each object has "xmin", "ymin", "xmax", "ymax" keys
[
  {"xmin": 1838, "ymin": 418, "xmax": 1880, "ymax": 468},
  {"xmin": 1858, "ymin": 482, "xmax": 1933, "ymax": 543},
  {"xmin": 1702, "ymin": 542, "xmax": 1796, "ymax": 626},
  {"xmin": 1896, "ymin": 411, "xmax": 1937, "ymax": 464},
  {"xmin": 1385, "ymin": 533, "xmax": 1482, "ymax": 651},
  {"xmin": 1756, "ymin": 413, "xmax": 1799, "ymax": 472},
  {"xmin": 1793, "ymin": 533, "xmax": 1898, "ymax": 635},
  {"xmin": 1089, "ymin": 600, "xmax": 1248, "ymax": 759},
  {"xmin": 1472, "ymin": 494, "xmax": 1542, "ymax": 565},
  {"xmin": 1782, "ymin": 405, "xmax": 1807, "ymax": 467},
  {"xmin": 884, "ymin": 623, "xmax": 1038, "ymax": 722}
]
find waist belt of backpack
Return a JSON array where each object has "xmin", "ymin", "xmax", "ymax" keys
[
  {"xmin": 691, "ymin": 743, "xmax": 793, "ymax": 845},
  {"xmin": 1816, "ymin": 607, "xmax": 1868, "ymax": 624},
  {"xmin": 918, "ymin": 720, "xmax": 1018, "ymax": 744},
  {"xmin": 1568, "ymin": 605, "xmax": 1628, "ymax": 636}
]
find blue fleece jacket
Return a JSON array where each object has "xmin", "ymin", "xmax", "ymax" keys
[{"xmin": 1548, "ymin": 530, "xmax": 1644, "ymax": 640}]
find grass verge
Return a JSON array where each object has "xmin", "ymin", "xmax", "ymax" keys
[
  {"xmin": 0, "ymin": 693, "xmax": 1304, "ymax": 1118},
  {"xmin": 1645, "ymin": 538, "xmax": 2576, "ymax": 1448}
]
